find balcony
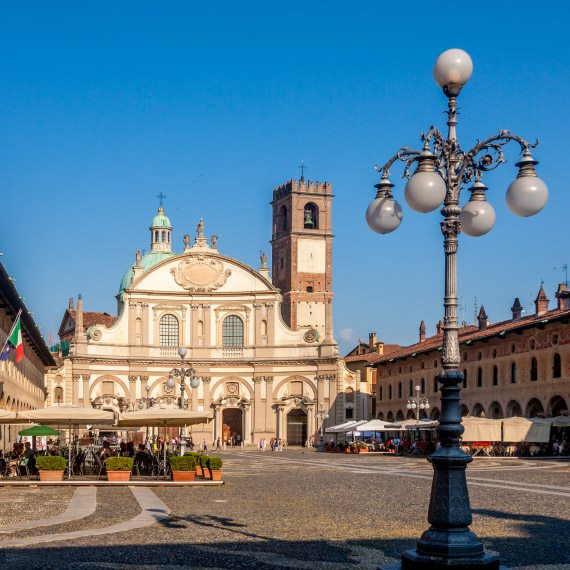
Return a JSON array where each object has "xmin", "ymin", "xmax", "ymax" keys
[{"xmin": 222, "ymin": 347, "xmax": 244, "ymax": 359}]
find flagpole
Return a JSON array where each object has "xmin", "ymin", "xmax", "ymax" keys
[{"xmin": 0, "ymin": 308, "xmax": 23, "ymax": 356}]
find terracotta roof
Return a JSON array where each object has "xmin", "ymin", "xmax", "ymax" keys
[
  {"xmin": 373, "ymin": 308, "xmax": 570, "ymax": 365},
  {"xmin": 344, "ymin": 343, "xmax": 402, "ymax": 364},
  {"xmin": 58, "ymin": 309, "xmax": 117, "ymax": 337}
]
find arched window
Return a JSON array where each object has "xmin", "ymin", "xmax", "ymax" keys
[
  {"xmin": 409, "ymin": 380, "xmax": 413, "ymax": 397},
  {"xmin": 388, "ymin": 385, "xmax": 392, "ymax": 399},
  {"xmin": 553, "ymin": 353, "xmax": 561, "ymax": 378},
  {"xmin": 346, "ymin": 388, "xmax": 354, "ymax": 403},
  {"xmin": 493, "ymin": 365, "xmax": 498, "ymax": 386},
  {"xmin": 54, "ymin": 386, "xmax": 63, "ymax": 404},
  {"xmin": 463, "ymin": 369, "xmax": 468, "ymax": 388},
  {"xmin": 280, "ymin": 205, "xmax": 288, "ymax": 232},
  {"xmin": 530, "ymin": 357, "xmax": 538, "ymax": 381},
  {"xmin": 421, "ymin": 378, "xmax": 425, "ymax": 393},
  {"xmin": 261, "ymin": 319, "xmax": 267, "ymax": 336},
  {"xmin": 477, "ymin": 367, "xmax": 483, "ymax": 387},
  {"xmin": 222, "ymin": 315, "xmax": 244, "ymax": 347},
  {"xmin": 303, "ymin": 203, "xmax": 319, "ymax": 229},
  {"xmin": 511, "ymin": 362, "xmax": 517, "ymax": 384},
  {"xmin": 379, "ymin": 386, "xmax": 383, "ymax": 401},
  {"xmin": 398, "ymin": 382, "xmax": 402, "ymax": 398},
  {"xmin": 161, "ymin": 230, "xmax": 166, "ymax": 243},
  {"xmin": 433, "ymin": 376, "xmax": 438, "ymax": 393},
  {"xmin": 159, "ymin": 314, "xmax": 179, "ymax": 346},
  {"xmin": 154, "ymin": 230, "xmax": 159, "ymax": 242},
  {"xmin": 197, "ymin": 320, "xmax": 204, "ymax": 337}
]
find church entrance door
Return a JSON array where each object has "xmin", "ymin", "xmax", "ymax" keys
[
  {"xmin": 286, "ymin": 408, "xmax": 307, "ymax": 446},
  {"xmin": 222, "ymin": 408, "xmax": 243, "ymax": 446}
]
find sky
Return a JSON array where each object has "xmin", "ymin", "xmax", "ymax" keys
[{"xmin": 0, "ymin": 1, "xmax": 568, "ymax": 354}]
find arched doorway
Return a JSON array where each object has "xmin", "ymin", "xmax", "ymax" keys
[
  {"xmin": 222, "ymin": 408, "xmax": 243, "ymax": 444},
  {"xmin": 286, "ymin": 408, "xmax": 307, "ymax": 446},
  {"xmin": 506, "ymin": 400, "xmax": 522, "ymax": 417},
  {"xmin": 460, "ymin": 404, "xmax": 469, "ymax": 417},
  {"xmin": 548, "ymin": 395, "xmax": 568, "ymax": 417},
  {"xmin": 472, "ymin": 403, "xmax": 486, "ymax": 417},
  {"xmin": 488, "ymin": 402, "xmax": 504, "ymax": 419},
  {"xmin": 526, "ymin": 398, "xmax": 544, "ymax": 418},
  {"xmin": 396, "ymin": 410, "xmax": 405, "ymax": 421},
  {"xmin": 429, "ymin": 407, "xmax": 440, "ymax": 420}
]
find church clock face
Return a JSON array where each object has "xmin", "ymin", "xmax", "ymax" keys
[{"xmin": 297, "ymin": 239, "xmax": 326, "ymax": 273}]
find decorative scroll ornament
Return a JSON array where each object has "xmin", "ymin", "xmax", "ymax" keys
[
  {"xmin": 171, "ymin": 255, "xmax": 231, "ymax": 292},
  {"xmin": 303, "ymin": 328, "xmax": 319, "ymax": 343}
]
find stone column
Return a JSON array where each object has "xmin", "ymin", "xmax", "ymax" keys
[
  {"xmin": 82, "ymin": 374, "xmax": 91, "ymax": 407},
  {"xmin": 264, "ymin": 376, "xmax": 274, "ymax": 432},
  {"xmin": 275, "ymin": 405, "xmax": 281, "ymax": 438},
  {"xmin": 202, "ymin": 376, "xmax": 212, "ymax": 410},
  {"xmin": 253, "ymin": 377, "xmax": 263, "ymax": 436},
  {"xmin": 129, "ymin": 375, "xmax": 138, "ymax": 402},
  {"xmin": 306, "ymin": 403, "xmax": 315, "ymax": 438},
  {"xmin": 72, "ymin": 375, "xmax": 81, "ymax": 406},
  {"xmin": 242, "ymin": 404, "xmax": 250, "ymax": 445}
]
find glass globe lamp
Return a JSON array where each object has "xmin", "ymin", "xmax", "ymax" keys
[
  {"xmin": 178, "ymin": 347, "xmax": 188, "ymax": 358},
  {"xmin": 190, "ymin": 375, "xmax": 200, "ymax": 389},
  {"xmin": 459, "ymin": 180, "xmax": 496, "ymax": 236},
  {"xmin": 433, "ymin": 49, "xmax": 473, "ymax": 92},
  {"xmin": 166, "ymin": 377, "xmax": 176, "ymax": 389},
  {"xmin": 404, "ymin": 151, "xmax": 446, "ymax": 213},
  {"xmin": 506, "ymin": 151, "xmax": 548, "ymax": 217},
  {"xmin": 366, "ymin": 176, "xmax": 403, "ymax": 234}
]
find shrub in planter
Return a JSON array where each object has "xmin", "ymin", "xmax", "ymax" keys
[
  {"xmin": 208, "ymin": 456, "xmax": 223, "ymax": 481},
  {"xmin": 170, "ymin": 455, "xmax": 196, "ymax": 481},
  {"xmin": 105, "ymin": 456, "xmax": 133, "ymax": 481},
  {"xmin": 36, "ymin": 455, "xmax": 67, "ymax": 481}
]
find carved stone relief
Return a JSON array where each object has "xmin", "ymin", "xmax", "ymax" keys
[{"xmin": 171, "ymin": 256, "xmax": 231, "ymax": 292}]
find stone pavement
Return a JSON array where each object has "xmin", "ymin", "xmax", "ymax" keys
[{"xmin": 1, "ymin": 450, "xmax": 569, "ymax": 569}]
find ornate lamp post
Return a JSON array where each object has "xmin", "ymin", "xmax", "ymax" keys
[
  {"xmin": 167, "ymin": 347, "xmax": 201, "ymax": 445},
  {"xmin": 367, "ymin": 49, "xmax": 547, "ymax": 570},
  {"xmin": 406, "ymin": 386, "xmax": 430, "ymax": 420},
  {"xmin": 315, "ymin": 404, "xmax": 329, "ymax": 451}
]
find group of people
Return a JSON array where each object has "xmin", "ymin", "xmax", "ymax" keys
[
  {"xmin": 1, "ymin": 442, "xmax": 35, "ymax": 477},
  {"xmin": 258, "ymin": 437, "xmax": 285, "ymax": 451}
]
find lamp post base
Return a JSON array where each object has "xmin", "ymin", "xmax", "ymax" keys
[{"xmin": 381, "ymin": 556, "xmax": 505, "ymax": 570}]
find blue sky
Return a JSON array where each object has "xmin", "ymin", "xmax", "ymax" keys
[{"xmin": 0, "ymin": 2, "xmax": 568, "ymax": 353}]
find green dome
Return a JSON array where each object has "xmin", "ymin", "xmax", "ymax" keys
[
  {"xmin": 119, "ymin": 250, "xmax": 175, "ymax": 293},
  {"xmin": 150, "ymin": 207, "xmax": 172, "ymax": 229}
]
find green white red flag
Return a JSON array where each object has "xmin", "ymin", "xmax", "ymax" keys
[{"xmin": 0, "ymin": 309, "xmax": 24, "ymax": 363}]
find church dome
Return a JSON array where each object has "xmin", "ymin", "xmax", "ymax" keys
[
  {"xmin": 150, "ymin": 207, "xmax": 172, "ymax": 229},
  {"xmin": 119, "ymin": 250, "xmax": 175, "ymax": 294}
]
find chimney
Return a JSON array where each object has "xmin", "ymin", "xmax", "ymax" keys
[
  {"xmin": 534, "ymin": 286, "xmax": 549, "ymax": 316},
  {"xmin": 368, "ymin": 332, "xmax": 377, "ymax": 353},
  {"xmin": 436, "ymin": 320, "xmax": 444, "ymax": 335},
  {"xmin": 555, "ymin": 283, "xmax": 570, "ymax": 310},
  {"xmin": 68, "ymin": 297, "xmax": 74, "ymax": 310},
  {"xmin": 76, "ymin": 294, "xmax": 86, "ymax": 340},
  {"xmin": 511, "ymin": 297, "xmax": 523, "ymax": 319},
  {"xmin": 477, "ymin": 305, "xmax": 488, "ymax": 330},
  {"xmin": 419, "ymin": 320, "xmax": 426, "ymax": 342}
]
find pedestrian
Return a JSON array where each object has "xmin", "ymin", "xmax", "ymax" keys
[
  {"xmin": 262, "ymin": 437, "xmax": 266, "ymax": 451},
  {"xmin": 216, "ymin": 437, "xmax": 221, "ymax": 451}
]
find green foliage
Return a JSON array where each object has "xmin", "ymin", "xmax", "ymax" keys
[
  {"xmin": 337, "ymin": 442, "xmax": 347, "ymax": 451},
  {"xmin": 169, "ymin": 455, "xmax": 197, "ymax": 471},
  {"xmin": 199, "ymin": 454, "xmax": 209, "ymax": 468},
  {"xmin": 184, "ymin": 451, "xmax": 200, "ymax": 459},
  {"xmin": 105, "ymin": 456, "xmax": 134, "ymax": 471},
  {"xmin": 36, "ymin": 455, "xmax": 67, "ymax": 471},
  {"xmin": 208, "ymin": 456, "xmax": 223, "ymax": 470}
]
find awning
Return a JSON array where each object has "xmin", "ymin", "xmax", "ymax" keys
[
  {"xmin": 551, "ymin": 416, "xmax": 570, "ymax": 428},
  {"xmin": 501, "ymin": 417, "xmax": 552, "ymax": 443},
  {"xmin": 116, "ymin": 408, "xmax": 213, "ymax": 428},
  {"xmin": 357, "ymin": 419, "xmax": 400, "ymax": 432},
  {"xmin": 18, "ymin": 425, "xmax": 61, "ymax": 437},
  {"xmin": 0, "ymin": 410, "xmax": 20, "ymax": 424},
  {"xmin": 461, "ymin": 416, "xmax": 502, "ymax": 442},
  {"xmin": 17, "ymin": 406, "xmax": 116, "ymax": 426}
]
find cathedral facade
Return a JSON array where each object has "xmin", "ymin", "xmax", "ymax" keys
[{"xmin": 46, "ymin": 178, "xmax": 358, "ymax": 445}]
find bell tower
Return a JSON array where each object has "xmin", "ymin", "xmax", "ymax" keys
[{"xmin": 270, "ymin": 176, "xmax": 334, "ymax": 342}]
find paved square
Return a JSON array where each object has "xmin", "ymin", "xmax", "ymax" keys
[{"xmin": 1, "ymin": 451, "xmax": 569, "ymax": 569}]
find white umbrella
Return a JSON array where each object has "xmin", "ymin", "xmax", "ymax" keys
[
  {"xmin": 325, "ymin": 420, "xmax": 359, "ymax": 434},
  {"xmin": 0, "ymin": 410, "xmax": 20, "ymax": 424},
  {"xmin": 116, "ymin": 408, "xmax": 213, "ymax": 428},
  {"xmin": 18, "ymin": 406, "xmax": 115, "ymax": 425},
  {"xmin": 357, "ymin": 419, "xmax": 400, "ymax": 432}
]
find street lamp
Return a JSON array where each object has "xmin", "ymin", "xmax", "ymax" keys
[
  {"xmin": 167, "ymin": 347, "xmax": 201, "ymax": 444},
  {"xmin": 406, "ymin": 386, "xmax": 430, "ymax": 420},
  {"xmin": 367, "ymin": 49, "xmax": 547, "ymax": 570},
  {"xmin": 315, "ymin": 404, "xmax": 329, "ymax": 452}
]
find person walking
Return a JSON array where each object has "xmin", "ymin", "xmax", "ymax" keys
[{"xmin": 216, "ymin": 437, "xmax": 221, "ymax": 451}]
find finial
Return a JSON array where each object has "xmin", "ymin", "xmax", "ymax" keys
[
  {"xmin": 135, "ymin": 249, "xmax": 141, "ymax": 264},
  {"xmin": 299, "ymin": 160, "xmax": 307, "ymax": 181},
  {"xmin": 260, "ymin": 250, "xmax": 267, "ymax": 269},
  {"xmin": 183, "ymin": 234, "xmax": 190, "ymax": 249},
  {"xmin": 197, "ymin": 218, "xmax": 204, "ymax": 238},
  {"xmin": 156, "ymin": 191, "xmax": 166, "ymax": 209},
  {"xmin": 211, "ymin": 235, "xmax": 219, "ymax": 248}
]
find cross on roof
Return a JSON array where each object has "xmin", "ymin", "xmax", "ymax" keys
[
  {"xmin": 156, "ymin": 191, "xmax": 167, "ymax": 208},
  {"xmin": 299, "ymin": 161, "xmax": 307, "ymax": 181}
]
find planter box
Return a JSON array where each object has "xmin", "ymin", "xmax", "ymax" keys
[
  {"xmin": 107, "ymin": 470, "xmax": 131, "ymax": 482},
  {"xmin": 359, "ymin": 448, "xmax": 369, "ymax": 453},
  {"xmin": 39, "ymin": 470, "xmax": 65, "ymax": 482},
  {"xmin": 172, "ymin": 471, "xmax": 196, "ymax": 482},
  {"xmin": 210, "ymin": 469, "xmax": 223, "ymax": 481},
  {"xmin": 196, "ymin": 465, "xmax": 204, "ymax": 477}
]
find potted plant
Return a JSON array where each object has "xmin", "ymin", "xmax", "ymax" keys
[
  {"xmin": 170, "ymin": 455, "xmax": 196, "ymax": 482},
  {"xmin": 105, "ymin": 456, "xmax": 133, "ymax": 482},
  {"xmin": 36, "ymin": 455, "xmax": 67, "ymax": 481},
  {"xmin": 185, "ymin": 452, "xmax": 203, "ymax": 477},
  {"xmin": 208, "ymin": 456, "xmax": 223, "ymax": 481},
  {"xmin": 199, "ymin": 454, "xmax": 209, "ymax": 478}
]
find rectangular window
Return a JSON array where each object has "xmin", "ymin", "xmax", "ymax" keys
[{"xmin": 345, "ymin": 408, "xmax": 354, "ymax": 420}]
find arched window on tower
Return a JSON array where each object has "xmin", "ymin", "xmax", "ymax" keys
[
  {"xmin": 303, "ymin": 203, "xmax": 319, "ymax": 229},
  {"xmin": 530, "ymin": 357, "xmax": 538, "ymax": 381},
  {"xmin": 159, "ymin": 314, "xmax": 179, "ymax": 346},
  {"xmin": 222, "ymin": 315, "xmax": 244, "ymax": 347},
  {"xmin": 280, "ymin": 205, "xmax": 288, "ymax": 232},
  {"xmin": 154, "ymin": 230, "xmax": 159, "ymax": 242},
  {"xmin": 161, "ymin": 230, "xmax": 166, "ymax": 243}
]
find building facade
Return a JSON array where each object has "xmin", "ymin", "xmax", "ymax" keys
[
  {"xmin": 0, "ymin": 262, "xmax": 55, "ymax": 449},
  {"xmin": 46, "ymin": 178, "xmax": 357, "ymax": 445},
  {"xmin": 370, "ymin": 285, "xmax": 569, "ymax": 422}
]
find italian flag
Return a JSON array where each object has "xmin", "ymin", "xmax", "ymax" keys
[{"xmin": 0, "ymin": 311, "xmax": 24, "ymax": 363}]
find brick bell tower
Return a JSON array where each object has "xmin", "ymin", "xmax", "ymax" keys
[{"xmin": 270, "ymin": 175, "xmax": 334, "ymax": 343}]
